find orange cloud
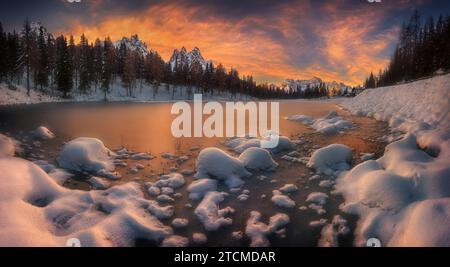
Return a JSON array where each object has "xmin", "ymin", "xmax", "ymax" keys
[{"xmin": 56, "ymin": 1, "xmax": 397, "ymax": 86}]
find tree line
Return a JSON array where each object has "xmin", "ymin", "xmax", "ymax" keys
[
  {"xmin": 0, "ymin": 20, "xmax": 304, "ymax": 100},
  {"xmin": 365, "ymin": 11, "xmax": 450, "ymax": 88}
]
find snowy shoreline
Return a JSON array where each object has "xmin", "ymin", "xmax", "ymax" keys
[{"xmin": 334, "ymin": 74, "xmax": 450, "ymax": 247}]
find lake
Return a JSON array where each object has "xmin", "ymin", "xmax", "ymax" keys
[{"xmin": 0, "ymin": 100, "xmax": 388, "ymax": 246}]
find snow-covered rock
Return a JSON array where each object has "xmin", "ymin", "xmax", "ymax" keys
[
  {"xmin": 172, "ymin": 218, "xmax": 189, "ymax": 229},
  {"xmin": 287, "ymin": 114, "xmax": 314, "ymax": 125},
  {"xmin": 161, "ymin": 235, "xmax": 189, "ymax": 247},
  {"xmin": 318, "ymin": 215, "xmax": 349, "ymax": 247},
  {"xmin": 194, "ymin": 192, "xmax": 234, "ymax": 231},
  {"xmin": 245, "ymin": 211, "xmax": 290, "ymax": 247},
  {"xmin": 306, "ymin": 192, "xmax": 328, "ymax": 205},
  {"xmin": 57, "ymin": 137, "xmax": 115, "ymax": 174},
  {"xmin": 288, "ymin": 111, "xmax": 352, "ymax": 134},
  {"xmin": 224, "ymin": 136, "xmax": 295, "ymax": 154},
  {"xmin": 307, "ymin": 144, "xmax": 352, "ymax": 175},
  {"xmin": 238, "ymin": 147, "xmax": 278, "ymax": 171},
  {"xmin": 88, "ymin": 176, "xmax": 111, "ymax": 190},
  {"xmin": 279, "ymin": 184, "xmax": 298, "ymax": 194},
  {"xmin": 159, "ymin": 173, "xmax": 185, "ymax": 189},
  {"xmin": 31, "ymin": 126, "xmax": 55, "ymax": 140},
  {"xmin": 195, "ymin": 147, "xmax": 251, "ymax": 189},
  {"xmin": 192, "ymin": 233, "xmax": 207, "ymax": 244},
  {"xmin": 271, "ymin": 190, "xmax": 296, "ymax": 208},
  {"xmin": 0, "ymin": 157, "xmax": 174, "ymax": 246},
  {"xmin": 187, "ymin": 179, "xmax": 218, "ymax": 200},
  {"xmin": 131, "ymin": 153, "xmax": 153, "ymax": 160}
]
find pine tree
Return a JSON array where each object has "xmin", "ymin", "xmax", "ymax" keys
[
  {"xmin": 36, "ymin": 26, "xmax": 49, "ymax": 90},
  {"xmin": 78, "ymin": 34, "xmax": 91, "ymax": 93},
  {"xmin": 100, "ymin": 37, "xmax": 114, "ymax": 100},
  {"xmin": 0, "ymin": 22, "xmax": 6, "ymax": 82},
  {"xmin": 55, "ymin": 35, "xmax": 73, "ymax": 97},
  {"xmin": 21, "ymin": 19, "xmax": 32, "ymax": 94}
]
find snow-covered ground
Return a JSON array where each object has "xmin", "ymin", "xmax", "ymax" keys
[
  {"xmin": 0, "ymin": 82, "xmax": 253, "ymax": 106},
  {"xmin": 336, "ymin": 74, "xmax": 450, "ymax": 246}
]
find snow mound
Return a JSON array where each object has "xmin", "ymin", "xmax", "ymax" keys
[
  {"xmin": 279, "ymin": 184, "xmax": 298, "ymax": 194},
  {"xmin": 31, "ymin": 126, "xmax": 55, "ymax": 140},
  {"xmin": 306, "ymin": 192, "xmax": 328, "ymax": 205},
  {"xmin": 88, "ymin": 176, "xmax": 111, "ymax": 190},
  {"xmin": 245, "ymin": 211, "xmax": 290, "ymax": 247},
  {"xmin": 195, "ymin": 147, "xmax": 251, "ymax": 189},
  {"xmin": 224, "ymin": 136, "xmax": 295, "ymax": 154},
  {"xmin": 187, "ymin": 179, "xmax": 218, "ymax": 200},
  {"xmin": 57, "ymin": 137, "xmax": 115, "ymax": 174},
  {"xmin": 192, "ymin": 233, "xmax": 207, "ymax": 244},
  {"xmin": 287, "ymin": 114, "xmax": 314, "ymax": 125},
  {"xmin": 161, "ymin": 235, "xmax": 189, "ymax": 247},
  {"xmin": 311, "ymin": 112, "xmax": 353, "ymax": 134},
  {"xmin": 159, "ymin": 173, "xmax": 185, "ymax": 189},
  {"xmin": 271, "ymin": 190, "xmax": 296, "ymax": 208},
  {"xmin": 288, "ymin": 111, "xmax": 352, "ymax": 134},
  {"xmin": 0, "ymin": 157, "xmax": 174, "ymax": 246},
  {"xmin": 307, "ymin": 144, "xmax": 352, "ymax": 175},
  {"xmin": 172, "ymin": 218, "xmax": 189, "ymax": 229},
  {"xmin": 194, "ymin": 191, "xmax": 234, "ymax": 231},
  {"xmin": 238, "ymin": 147, "xmax": 278, "ymax": 171},
  {"xmin": 318, "ymin": 215, "xmax": 349, "ymax": 247},
  {"xmin": 0, "ymin": 133, "xmax": 15, "ymax": 157}
]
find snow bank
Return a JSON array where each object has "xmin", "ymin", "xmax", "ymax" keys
[
  {"xmin": 194, "ymin": 192, "xmax": 234, "ymax": 231},
  {"xmin": 307, "ymin": 144, "xmax": 352, "ymax": 175},
  {"xmin": 0, "ymin": 83, "xmax": 60, "ymax": 106},
  {"xmin": 238, "ymin": 147, "xmax": 278, "ymax": 171},
  {"xmin": 245, "ymin": 211, "xmax": 289, "ymax": 247},
  {"xmin": 0, "ymin": 157, "xmax": 174, "ymax": 246},
  {"xmin": 31, "ymin": 126, "xmax": 55, "ymax": 140},
  {"xmin": 337, "ymin": 74, "xmax": 450, "ymax": 246},
  {"xmin": 57, "ymin": 137, "xmax": 116, "ymax": 174},
  {"xmin": 195, "ymin": 147, "xmax": 251, "ymax": 189}
]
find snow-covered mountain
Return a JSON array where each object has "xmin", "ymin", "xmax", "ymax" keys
[
  {"xmin": 114, "ymin": 35, "xmax": 149, "ymax": 56},
  {"xmin": 282, "ymin": 77, "xmax": 352, "ymax": 95},
  {"xmin": 21, "ymin": 21, "xmax": 49, "ymax": 39},
  {"xmin": 169, "ymin": 47, "xmax": 212, "ymax": 71}
]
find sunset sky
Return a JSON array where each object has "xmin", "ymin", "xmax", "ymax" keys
[{"xmin": 1, "ymin": 0, "xmax": 449, "ymax": 85}]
